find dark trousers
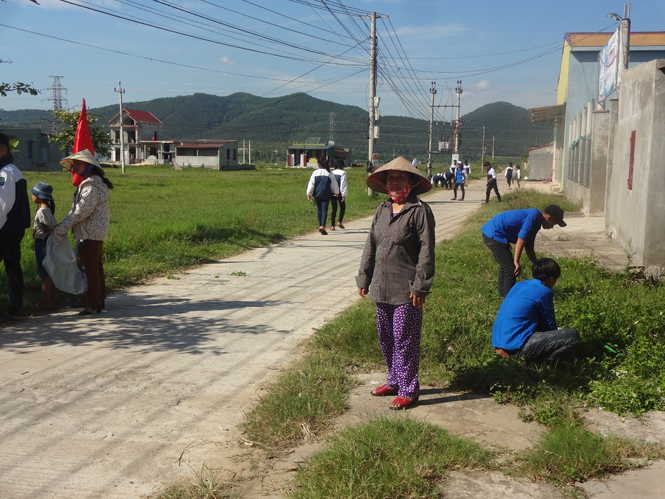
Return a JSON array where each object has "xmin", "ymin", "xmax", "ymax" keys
[
  {"xmin": 314, "ymin": 197, "xmax": 329, "ymax": 227},
  {"xmin": 485, "ymin": 179, "xmax": 501, "ymax": 203},
  {"xmin": 506, "ymin": 177, "xmax": 512, "ymax": 188},
  {"xmin": 0, "ymin": 229, "xmax": 25, "ymax": 316},
  {"xmin": 453, "ymin": 182, "xmax": 465, "ymax": 199},
  {"xmin": 330, "ymin": 196, "xmax": 345, "ymax": 226},
  {"xmin": 513, "ymin": 328, "xmax": 580, "ymax": 362},
  {"xmin": 482, "ymin": 233, "xmax": 515, "ymax": 297},
  {"xmin": 79, "ymin": 240, "xmax": 106, "ymax": 309}
]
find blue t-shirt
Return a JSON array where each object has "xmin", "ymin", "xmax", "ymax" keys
[
  {"xmin": 456, "ymin": 168, "xmax": 465, "ymax": 183},
  {"xmin": 491, "ymin": 279, "xmax": 558, "ymax": 350},
  {"xmin": 481, "ymin": 208, "xmax": 542, "ymax": 249}
]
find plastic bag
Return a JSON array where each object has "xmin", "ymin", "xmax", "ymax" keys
[{"xmin": 43, "ymin": 237, "xmax": 86, "ymax": 295}]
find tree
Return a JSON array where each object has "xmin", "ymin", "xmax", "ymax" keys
[
  {"xmin": 0, "ymin": 82, "xmax": 39, "ymax": 97},
  {"xmin": 49, "ymin": 109, "xmax": 111, "ymax": 156}
]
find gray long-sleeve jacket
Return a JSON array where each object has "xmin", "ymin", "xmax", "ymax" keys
[{"xmin": 356, "ymin": 195, "xmax": 436, "ymax": 305}]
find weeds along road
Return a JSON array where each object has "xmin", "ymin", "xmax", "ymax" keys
[{"xmin": 0, "ymin": 180, "xmax": 484, "ymax": 499}]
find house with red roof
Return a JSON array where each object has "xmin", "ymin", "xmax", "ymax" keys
[{"xmin": 109, "ymin": 109, "xmax": 177, "ymax": 164}]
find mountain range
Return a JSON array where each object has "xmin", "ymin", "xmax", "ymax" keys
[{"xmin": 0, "ymin": 92, "xmax": 553, "ymax": 163}]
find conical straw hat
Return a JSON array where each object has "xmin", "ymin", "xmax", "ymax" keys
[{"xmin": 366, "ymin": 156, "xmax": 431, "ymax": 195}]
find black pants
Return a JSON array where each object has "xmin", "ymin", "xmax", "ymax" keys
[
  {"xmin": 482, "ymin": 233, "xmax": 515, "ymax": 297},
  {"xmin": 330, "ymin": 196, "xmax": 345, "ymax": 226},
  {"xmin": 315, "ymin": 197, "xmax": 329, "ymax": 227},
  {"xmin": 513, "ymin": 328, "xmax": 580, "ymax": 362},
  {"xmin": 453, "ymin": 182, "xmax": 465, "ymax": 199},
  {"xmin": 486, "ymin": 179, "xmax": 501, "ymax": 203},
  {"xmin": 506, "ymin": 177, "xmax": 512, "ymax": 188},
  {"xmin": 0, "ymin": 228, "xmax": 25, "ymax": 316}
]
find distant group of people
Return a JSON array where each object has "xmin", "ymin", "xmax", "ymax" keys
[
  {"xmin": 352, "ymin": 156, "xmax": 578, "ymax": 411},
  {"xmin": 0, "ymin": 132, "xmax": 113, "ymax": 319},
  {"xmin": 306, "ymin": 158, "xmax": 347, "ymax": 235},
  {"xmin": 429, "ymin": 159, "xmax": 470, "ymax": 201}
]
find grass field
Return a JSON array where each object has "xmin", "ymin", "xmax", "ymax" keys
[{"xmin": 0, "ymin": 163, "xmax": 383, "ymax": 318}]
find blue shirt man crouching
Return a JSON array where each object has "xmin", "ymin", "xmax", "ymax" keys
[{"xmin": 492, "ymin": 257, "xmax": 579, "ymax": 362}]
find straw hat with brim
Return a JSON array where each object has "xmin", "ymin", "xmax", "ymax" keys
[
  {"xmin": 60, "ymin": 149, "xmax": 103, "ymax": 172},
  {"xmin": 366, "ymin": 156, "xmax": 431, "ymax": 195}
]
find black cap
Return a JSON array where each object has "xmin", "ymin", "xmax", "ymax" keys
[
  {"xmin": 543, "ymin": 205, "xmax": 567, "ymax": 227},
  {"xmin": 0, "ymin": 133, "xmax": 9, "ymax": 148}
]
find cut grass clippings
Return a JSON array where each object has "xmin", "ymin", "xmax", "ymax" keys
[
  {"xmin": 151, "ymin": 465, "xmax": 237, "ymax": 499},
  {"xmin": 289, "ymin": 416, "xmax": 494, "ymax": 499}
]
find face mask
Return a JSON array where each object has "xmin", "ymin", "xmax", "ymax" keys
[
  {"xmin": 389, "ymin": 184, "xmax": 412, "ymax": 203},
  {"xmin": 72, "ymin": 173, "xmax": 85, "ymax": 187}
]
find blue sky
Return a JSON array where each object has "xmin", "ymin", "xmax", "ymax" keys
[{"xmin": 2, "ymin": 0, "xmax": 664, "ymax": 120}]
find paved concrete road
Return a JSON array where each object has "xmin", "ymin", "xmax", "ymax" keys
[{"xmin": 0, "ymin": 181, "xmax": 484, "ymax": 499}]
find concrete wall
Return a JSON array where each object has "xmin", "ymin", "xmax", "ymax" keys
[
  {"xmin": 528, "ymin": 144, "xmax": 554, "ymax": 180},
  {"xmin": 174, "ymin": 155, "xmax": 220, "ymax": 169},
  {"xmin": 566, "ymin": 107, "xmax": 610, "ymax": 215},
  {"xmin": 605, "ymin": 59, "xmax": 665, "ymax": 267},
  {"xmin": 561, "ymin": 48, "xmax": 665, "ymax": 189}
]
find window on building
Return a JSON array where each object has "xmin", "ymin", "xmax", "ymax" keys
[
  {"xmin": 115, "ymin": 131, "xmax": 120, "ymax": 144},
  {"xmin": 227, "ymin": 148, "xmax": 230, "ymax": 160},
  {"xmin": 233, "ymin": 148, "xmax": 237, "ymax": 160},
  {"xmin": 27, "ymin": 141, "xmax": 34, "ymax": 159}
]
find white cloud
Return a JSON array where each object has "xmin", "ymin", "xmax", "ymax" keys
[
  {"xmin": 474, "ymin": 80, "xmax": 490, "ymax": 91},
  {"xmin": 219, "ymin": 57, "xmax": 234, "ymax": 66}
]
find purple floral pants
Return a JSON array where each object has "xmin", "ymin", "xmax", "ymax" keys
[{"xmin": 375, "ymin": 302, "xmax": 423, "ymax": 399}]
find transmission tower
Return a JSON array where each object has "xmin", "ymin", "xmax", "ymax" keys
[
  {"xmin": 46, "ymin": 76, "xmax": 68, "ymax": 134},
  {"xmin": 329, "ymin": 111, "xmax": 336, "ymax": 144}
]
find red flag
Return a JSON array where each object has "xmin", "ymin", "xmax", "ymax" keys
[
  {"xmin": 71, "ymin": 98, "xmax": 94, "ymax": 186},
  {"xmin": 73, "ymin": 98, "xmax": 95, "ymax": 154}
]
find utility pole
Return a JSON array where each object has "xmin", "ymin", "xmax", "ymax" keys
[
  {"xmin": 481, "ymin": 126, "xmax": 486, "ymax": 168},
  {"xmin": 46, "ymin": 76, "xmax": 68, "ymax": 135},
  {"xmin": 617, "ymin": 3, "xmax": 631, "ymax": 94},
  {"xmin": 427, "ymin": 82, "xmax": 436, "ymax": 178},
  {"xmin": 453, "ymin": 81, "xmax": 463, "ymax": 160},
  {"xmin": 243, "ymin": 139, "xmax": 246, "ymax": 164},
  {"xmin": 249, "ymin": 140, "xmax": 252, "ymax": 164},
  {"xmin": 114, "ymin": 81, "xmax": 126, "ymax": 174},
  {"xmin": 360, "ymin": 11, "xmax": 388, "ymax": 195},
  {"xmin": 492, "ymin": 136, "xmax": 495, "ymax": 159},
  {"xmin": 329, "ymin": 111, "xmax": 336, "ymax": 144}
]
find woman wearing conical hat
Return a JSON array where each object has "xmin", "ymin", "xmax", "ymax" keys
[
  {"xmin": 356, "ymin": 157, "xmax": 436, "ymax": 410},
  {"xmin": 52, "ymin": 149, "xmax": 113, "ymax": 315}
]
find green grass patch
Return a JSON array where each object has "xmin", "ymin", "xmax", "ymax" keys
[
  {"xmin": 517, "ymin": 424, "xmax": 664, "ymax": 486},
  {"xmin": 1, "ymin": 164, "xmax": 381, "ymax": 318},
  {"xmin": 289, "ymin": 416, "xmax": 494, "ymax": 499},
  {"xmin": 242, "ymin": 352, "xmax": 358, "ymax": 448}
]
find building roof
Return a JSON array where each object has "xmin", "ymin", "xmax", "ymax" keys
[
  {"xmin": 177, "ymin": 140, "xmax": 237, "ymax": 149},
  {"xmin": 109, "ymin": 109, "xmax": 162, "ymax": 125},
  {"xmin": 565, "ymin": 31, "xmax": 665, "ymax": 50}
]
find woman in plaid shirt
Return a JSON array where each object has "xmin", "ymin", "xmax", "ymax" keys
[{"xmin": 356, "ymin": 157, "xmax": 436, "ymax": 410}]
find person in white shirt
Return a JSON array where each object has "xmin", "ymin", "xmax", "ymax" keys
[
  {"xmin": 515, "ymin": 164, "xmax": 522, "ymax": 189},
  {"xmin": 330, "ymin": 159, "xmax": 348, "ymax": 230},
  {"xmin": 504, "ymin": 162, "xmax": 514, "ymax": 189},
  {"xmin": 463, "ymin": 160, "xmax": 470, "ymax": 186},
  {"xmin": 411, "ymin": 158, "xmax": 420, "ymax": 168},
  {"xmin": 450, "ymin": 160, "xmax": 458, "ymax": 174},
  {"xmin": 485, "ymin": 162, "xmax": 501, "ymax": 204},
  {"xmin": 306, "ymin": 161, "xmax": 340, "ymax": 235}
]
